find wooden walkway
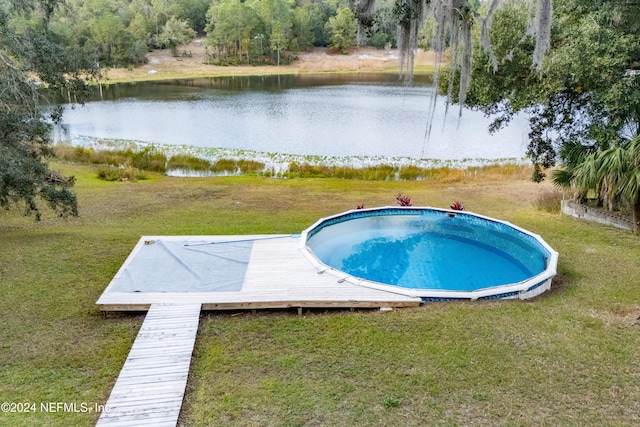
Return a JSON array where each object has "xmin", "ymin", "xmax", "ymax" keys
[
  {"xmin": 95, "ymin": 236, "xmax": 421, "ymax": 426},
  {"xmin": 96, "ymin": 303, "xmax": 201, "ymax": 427}
]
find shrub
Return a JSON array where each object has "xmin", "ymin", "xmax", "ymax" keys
[
  {"xmin": 53, "ymin": 145, "xmax": 84, "ymax": 162},
  {"xmin": 96, "ymin": 165, "xmax": 125, "ymax": 181},
  {"xmin": 211, "ymin": 159, "xmax": 238, "ymax": 173},
  {"xmin": 237, "ymin": 159, "xmax": 265, "ymax": 173},
  {"xmin": 333, "ymin": 166, "xmax": 358, "ymax": 179},
  {"xmin": 131, "ymin": 147, "xmax": 167, "ymax": 173},
  {"xmin": 73, "ymin": 146, "xmax": 93, "ymax": 161},
  {"xmin": 363, "ymin": 165, "xmax": 395, "ymax": 180},
  {"xmin": 91, "ymin": 150, "xmax": 127, "ymax": 166},
  {"xmin": 288, "ymin": 162, "xmax": 335, "ymax": 178},
  {"xmin": 399, "ymin": 165, "xmax": 423, "ymax": 180},
  {"xmin": 535, "ymin": 188, "xmax": 564, "ymax": 213},
  {"xmin": 96, "ymin": 165, "xmax": 146, "ymax": 181},
  {"xmin": 168, "ymin": 155, "xmax": 211, "ymax": 171},
  {"xmin": 370, "ymin": 33, "xmax": 389, "ymax": 49}
]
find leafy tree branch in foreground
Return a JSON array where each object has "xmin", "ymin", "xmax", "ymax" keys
[
  {"xmin": 445, "ymin": 0, "xmax": 639, "ymax": 230},
  {"xmin": 1, "ymin": 0, "xmax": 96, "ymax": 220}
]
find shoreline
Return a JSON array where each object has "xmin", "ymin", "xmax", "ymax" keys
[
  {"xmin": 103, "ymin": 43, "xmax": 437, "ymax": 83},
  {"xmin": 57, "ymin": 137, "xmax": 529, "ymax": 179}
]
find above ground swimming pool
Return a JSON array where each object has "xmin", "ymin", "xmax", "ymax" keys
[{"xmin": 300, "ymin": 207, "xmax": 558, "ymax": 300}]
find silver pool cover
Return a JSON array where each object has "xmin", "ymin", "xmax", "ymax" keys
[{"xmin": 108, "ymin": 239, "xmax": 252, "ymax": 292}]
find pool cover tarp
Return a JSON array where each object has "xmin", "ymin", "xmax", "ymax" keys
[{"xmin": 108, "ymin": 239, "xmax": 253, "ymax": 292}]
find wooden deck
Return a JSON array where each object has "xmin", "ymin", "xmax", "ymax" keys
[
  {"xmin": 95, "ymin": 236, "xmax": 421, "ymax": 427},
  {"xmin": 97, "ymin": 235, "xmax": 422, "ymax": 312},
  {"xmin": 96, "ymin": 303, "xmax": 201, "ymax": 427}
]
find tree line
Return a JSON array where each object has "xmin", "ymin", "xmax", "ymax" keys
[{"xmin": 5, "ymin": 0, "xmax": 404, "ymax": 68}]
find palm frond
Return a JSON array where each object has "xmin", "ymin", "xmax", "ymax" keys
[{"xmin": 550, "ymin": 168, "xmax": 574, "ymax": 188}]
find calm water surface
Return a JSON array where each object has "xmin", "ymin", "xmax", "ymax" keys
[
  {"xmin": 306, "ymin": 211, "xmax": 547, "ymax": 291},
  {"xmin": 54, "ymin": 74, "xmax": 530, "ymax": 161}
]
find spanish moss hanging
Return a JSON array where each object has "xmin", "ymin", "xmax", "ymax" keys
[
  {"xmin": 366, "ymin": 0, "xmax": 554, "ymax": 143},
  {"xmin": 378, "ymin": 0, "xmax": 553, "ymax": 91}
]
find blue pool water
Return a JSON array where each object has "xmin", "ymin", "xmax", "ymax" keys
[{"xmin": 305, "ymin": 209, "xmax": 549, "ymax": 292}]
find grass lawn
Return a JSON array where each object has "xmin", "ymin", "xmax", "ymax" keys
[{"xmin": 1, "ymin": 162, "xmax": 639, "ymax": 426}]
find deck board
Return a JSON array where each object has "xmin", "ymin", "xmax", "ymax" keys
[
  {"xmin": 96, "ymin": 303, "xmax": 201, "ymax": 427},
  {"xmin": 97, "ymin": 235, "xmax": 421, "ymax": 311}
]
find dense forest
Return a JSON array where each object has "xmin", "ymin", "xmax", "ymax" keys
[{"xmin": 4, "ymin": 0, "xmax": 422, "ymax": 68}]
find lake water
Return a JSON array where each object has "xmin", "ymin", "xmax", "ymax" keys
[{"xmin": 53, "ymin": 73, "xmax": 530, "ymax": 165}]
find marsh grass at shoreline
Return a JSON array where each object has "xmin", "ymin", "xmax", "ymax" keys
[{"xmin": 53, "ymin": 141, "xmax": 530, "ymax": 182}]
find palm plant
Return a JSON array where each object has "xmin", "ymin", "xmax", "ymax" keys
[
  {"xmin": 554, "ymin": 135, "xmax": 640, "ymax": 233},
  {"xmin": 551, "ymin": 142, "xmax": 596, "ymax": 202}
]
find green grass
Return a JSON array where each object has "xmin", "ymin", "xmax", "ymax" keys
[{"xmin": 1, "ymin": 162, "xmax": 639, "ymax": 426}]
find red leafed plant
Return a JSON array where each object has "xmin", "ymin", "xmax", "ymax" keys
[
  {"xmin": 396, "ymin": 193, "xmax": 413, "ymax": 207},
  {"xmin": 356, "ymin": 203, "xmax": 365, "ymax": 209},
  {"xmin": 450, "ymin": 201, "xmax": 464, "ymax": 210}
]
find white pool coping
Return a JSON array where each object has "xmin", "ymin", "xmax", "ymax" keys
[{"xmin": 299, "ymin": 206, "xmax": 559, "ymax": 301}]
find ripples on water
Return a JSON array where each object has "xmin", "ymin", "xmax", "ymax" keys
[{"xmin": 54, "ymin": 74, "xmax": 530, "ymax": 163}]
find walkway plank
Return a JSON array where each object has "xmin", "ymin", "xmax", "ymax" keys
[{"xmin": 96, "ymin": 303, "xmax": 201, "ymax": 427}]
